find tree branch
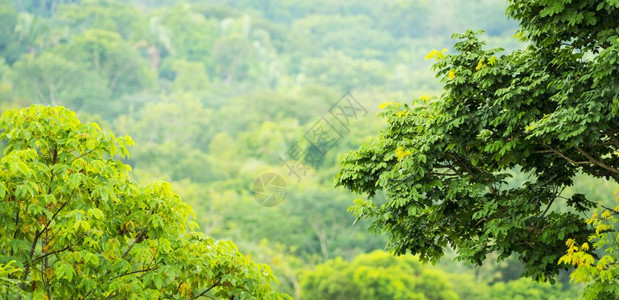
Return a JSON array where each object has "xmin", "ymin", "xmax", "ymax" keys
[
  {"xmin": 193, "ymin": 279, "xmax": 221, "ymax": 300},
  {"xmin": 536, "ymin": 146, "xmax": 591, "ymax": 166},
  {"xmin": 574, "ymin": 146, "xmax": 619, "ymax": 176},
  {"xmin": 32, "ymin": 245, "xmax": 72, "ymax": 263},
  {"xmin": 20, "ymin": 229, "xmax": 43, "ymax": 285},
  {"xmin": 121, "ymin": 226, "xmax": 149, "ymax": 259},
  {"xmin": 109, "ymin": 267, "xmax": 158, "ymax": 281}
]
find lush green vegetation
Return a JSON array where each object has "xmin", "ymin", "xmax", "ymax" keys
[
  {"xmin": 0, "ymin": 0, "xmax": 615, "ymax": 299},
  {"xmin": 302, "ymin": 251, "xmax": 578, "ymax": 300},
  {"xmin": 336, "ymin": 0, "xmax": 619, "ymax": 299},
  {"xmin": 0, "ymin": 106, "xmax": 279, "ymax": 298}
]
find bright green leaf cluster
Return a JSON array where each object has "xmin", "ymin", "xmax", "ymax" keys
[
  {"xmin": 0, "ymin": 106, "xmax": 283, "ymax": 299},
  {"xmin": 558, "ymin": 189, "xmax": 619, "ymax": 299},
  {"xmin": 300, "ymin": 250, "xmax": 458, "ymax": 300}
]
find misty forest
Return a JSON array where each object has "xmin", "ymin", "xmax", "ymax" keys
[{"xmin": 0, "ymin": 0, "xmax": 618, "ymax": 299}]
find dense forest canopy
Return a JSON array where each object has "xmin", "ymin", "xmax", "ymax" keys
[{"xmin": 0, "ymin": 0, "xmax": 616, "ymax": 299}]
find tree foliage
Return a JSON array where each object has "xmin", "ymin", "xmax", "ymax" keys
[
  {"xmin": 335, "ymin": 0, "xmax": 618, "ymax": 287},
  {"xmin": 0, "ymin": 0, "xmax": 607, "ymax": 298},
  {"xmin": 300, "ymin": 250, "xmax": 458, "ymax": 300},
  {"xmin": 0, "ymin": 106, "xmax": 280, "ymax": 299},
  {"xmin": 559, "ymin": 189, "xmax": 619, "ymax": 299}
]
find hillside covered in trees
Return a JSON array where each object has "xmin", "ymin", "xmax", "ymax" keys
[{"xmin": 0, "ymin": 0, "xmax": 617, "ymax": 299}]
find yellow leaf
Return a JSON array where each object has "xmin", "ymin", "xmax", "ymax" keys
[
  {"xmin": 425, "ymin": 49, "xmax": 446, "ymax": 61},
  {"xmin": 179, "ymin": 282, "xmax": 191, "ymax": 297},
  {"xmin": 589, "ymin": 213, "xmax": 598, "ymax": 222},
  {"xmin": 379, "ymin": 101, "xmax": 394, "ymax": 109},
  {"xmin": 475, "ymin": 59, "xmax": 485, "ymax": 70},
  {"xmin": 44, "ymin": 267, "xmax": 53, "ymax": 280},
  {"xmin": 581, "ymin": 242, "xmax": 589, "ymax": 251},
  {"xmin": 448, "ymin": 70, "xmax": 456, "ymax": 79},
  {"xmin": 395, "ymin": 147, "xmax": 412, "ymax": 161},
  {"xmin": 582, "ymin": 254, "xmax": 595, "ymax": 266}
]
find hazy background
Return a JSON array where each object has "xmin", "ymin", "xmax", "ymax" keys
[{"xmin": 0, "ymin": 0, "xmax": 614, "ymax": 298}]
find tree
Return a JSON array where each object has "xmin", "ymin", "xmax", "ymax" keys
[
  {"xmin": 14, "ymin": 0, "xmax": 79, "ymax": 17},
  {"xmin": 0, "ymin": 106, "xmax": 281, "ymax": 299},
  {"xmin": 558, "ymin": 188, "xmax": 619, "ymax": 299},
  {"xmin": 300, "ymin": 51, "xmax": 388, "ymax": 91},
  {"xmin": 155, "ymin": 3, "xmax": 218, "ymax": 64},
  {"xmin": 114, "ymin": 93, "xmax": 215, "ymax": 152},
  {"xmin": 0, "ymin": 1, "xmax": 19, "ymax": 63},
  {"xmin": 300, "ymin": 250, "xmax": 458, "ymax": 300},
  {"xmin": 11, "ymin": 52, "xmax": 108, "ymax": 108},
  {"xmin": 486, "ymin": 277, "xmax": 577, "ymax": 300},
  {"xmin": 57, "ymin": 0, "xmax": 145, "ymax": 40},
  {"xmin": 335, "ymin": 0, "xmax": 618, "ymax": 288},
  {"xmin": 170, "ymin": 59, "xmax": 210, "ymax": 92},
  {"xmin": 212, "ymin": 34, "xmax": 254, "ymax": 84},
  {"xmin": 57, "ymin": 29, "xmax": 156, "ymax": 100}
]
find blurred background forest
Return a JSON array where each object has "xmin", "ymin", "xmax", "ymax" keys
[{"xmin": 0, "ymin": 0, "xmax": 615, "ymax": 298}]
